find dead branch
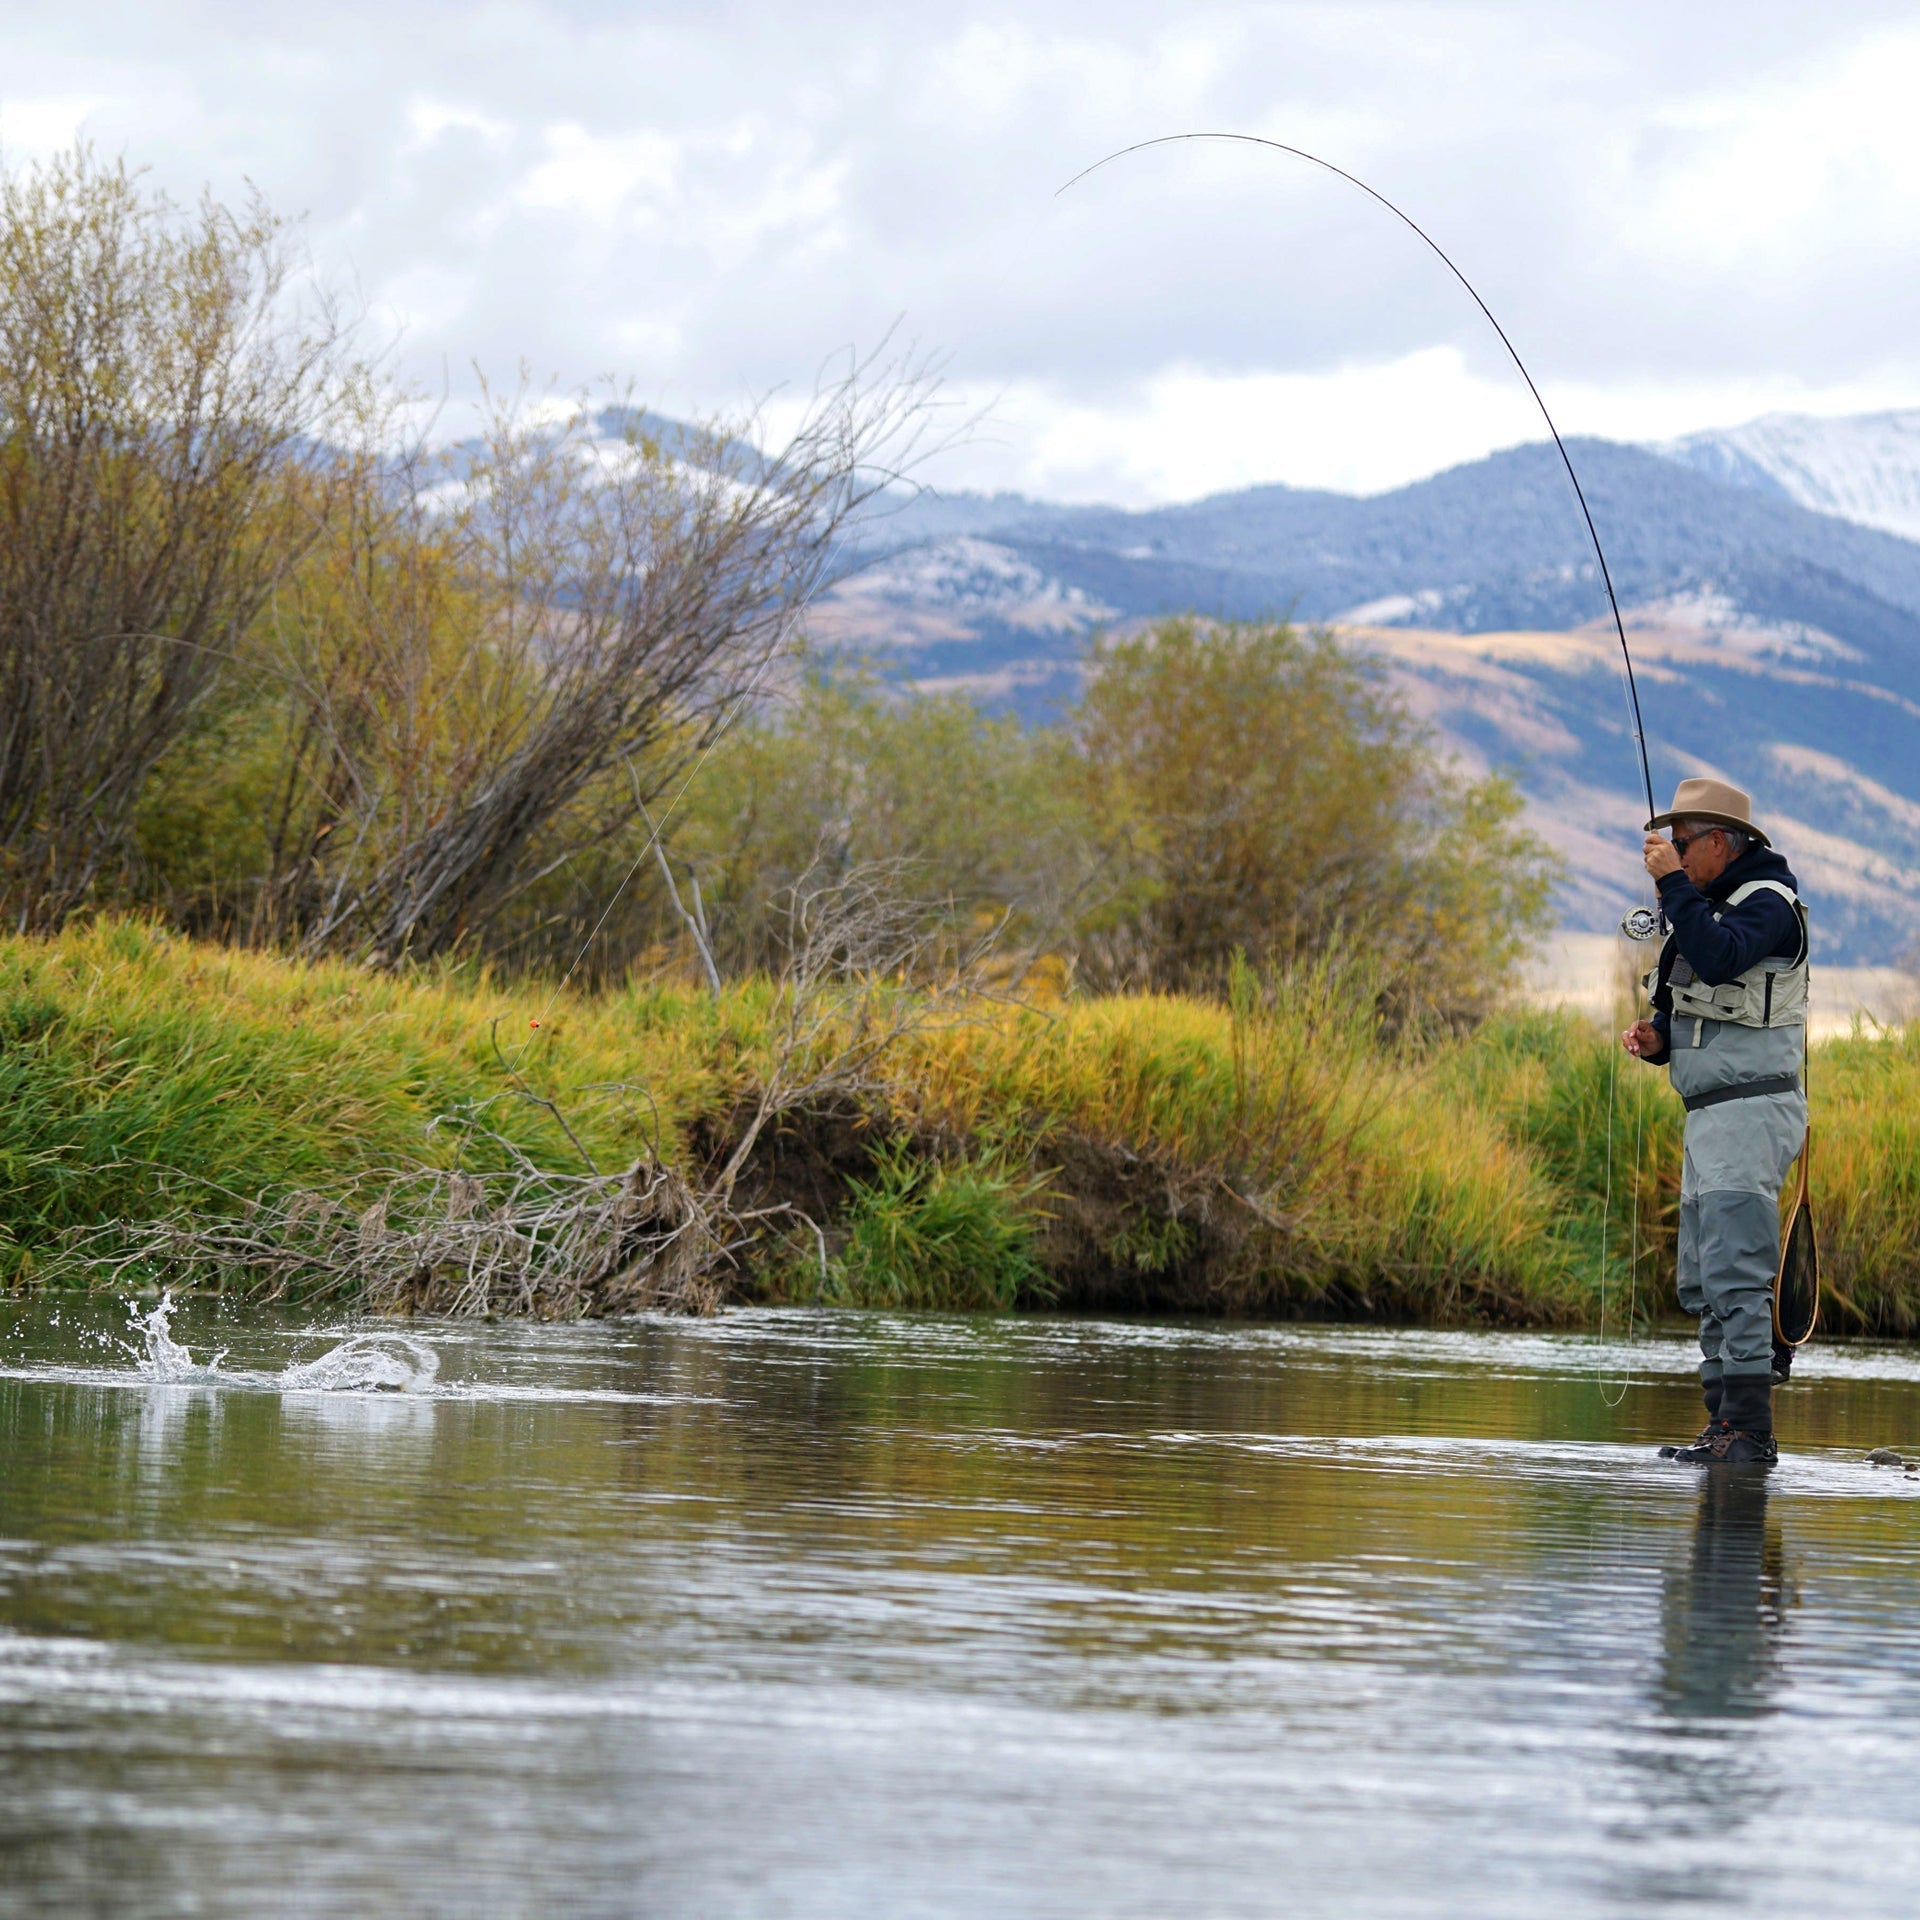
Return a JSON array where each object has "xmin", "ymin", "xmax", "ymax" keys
[
  {"xmin": 54, "ymin": 857, "xmax": 1006, "ymax": 1316},
  {"xmin": 640, "ymin": 791, "xmax": 723, "ymax": 994}
]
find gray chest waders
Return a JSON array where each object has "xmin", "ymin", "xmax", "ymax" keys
[
  {"xmin": 1650, "ymin": 879, "xmax": 1818, "ymax": 1350},
  {"xmin": 1775, "ymin": 1029, "xmax": 1818, "ymax": 1348}
]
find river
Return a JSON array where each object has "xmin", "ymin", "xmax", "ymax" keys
[{"xmin": 4, "ymin": 1298, "xmax": 1920, "ymax": 1917}]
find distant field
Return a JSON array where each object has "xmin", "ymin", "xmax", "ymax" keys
[{"xmin": 1523, "ymin": 930, "xmax": 1916, "ymax": 1039}]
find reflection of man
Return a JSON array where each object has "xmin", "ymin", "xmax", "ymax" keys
[
  {"xmin": 1659, "ymin": 1469, "xmax": 1785, "ymax": 1725},
  {"xmin": 1622, "ymin": 779, "xmax": 1808, "ymax": 1465}
]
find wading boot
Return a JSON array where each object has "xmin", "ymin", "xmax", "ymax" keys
[
  {"xmin": 1663, "ymin": 1377, "xmax": 1777, "ymax": 1466},
  {"xmin": 1658, "ymin": 1377, "xmax": 1725, "ymax": 1459}
]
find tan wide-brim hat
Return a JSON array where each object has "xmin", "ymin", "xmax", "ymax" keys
[{"xmin": 1645, "ymin": 776, "xmax": 1771, "ymax": 847}]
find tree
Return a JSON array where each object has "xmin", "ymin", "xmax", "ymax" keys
[
  {"xmin": 0, "ymin": 145, "xmax": 355, "ymax": 927},
  {"xmin": 250, "ymin": 363, "xmax": 942, "ymax": 967},
  {"xmin": 1069, "ymin": 618, "xmax": 1556, "ymax": 1016},
  {"xmin": 621, "ymin": 660, "xmax": 1102, "ymax": 981}
]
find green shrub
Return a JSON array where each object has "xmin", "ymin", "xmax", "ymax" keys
[
  {"xmin": 823, "ymin": 1142, "xmax": 1050, "ymax": 1311},
  {"xmin": 1067, "ymin": 619, "xmax": 1557, "ymax": 1013}
]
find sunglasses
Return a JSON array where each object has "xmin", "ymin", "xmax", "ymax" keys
[{"xmin": 1670, "ymin": 831, "xmax": 1719, "ymax": 858}]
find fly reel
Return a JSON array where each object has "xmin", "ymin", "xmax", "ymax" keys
[{"xmin": 1619, "ymin": 906, "xmax": 1664, "ymax": 942}]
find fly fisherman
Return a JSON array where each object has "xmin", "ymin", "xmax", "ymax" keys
[{"xmin": 1622, "ymin": 778, "xmax": 1809, "ymax": 1466}]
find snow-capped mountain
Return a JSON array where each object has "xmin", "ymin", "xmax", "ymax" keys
[
  {"xmin": 1652, "ymin": 409, "xmax": 1920, "ymax": 542},
  {"xmin": 814, "ymin": 430, "xmax": 1920, "ymax": 962}
]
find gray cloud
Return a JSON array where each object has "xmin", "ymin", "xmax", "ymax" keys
[{"xmin": 8, "ymin": 2, "xmax": 1920, "ymax": 497}]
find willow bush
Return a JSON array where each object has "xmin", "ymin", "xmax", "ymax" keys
[
  {"xmin": 587, "ymin": 624, "xmax": 1557, "ymax": 1022},
  {"xmin": 1066, "ymin": 618, "xmax": 1556, "ymax": 1014},
  {"xmin": 0, "ymin": 145, "xmax": 360, "ymax": 927}
]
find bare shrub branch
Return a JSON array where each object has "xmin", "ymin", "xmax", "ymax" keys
[
  {"xmin": 262, "ymin": 347, "xmax": 947, "ymax": 967},
  {"xmin": 0, "ymin": 144, "xmax": 360, "ymax": 926}
]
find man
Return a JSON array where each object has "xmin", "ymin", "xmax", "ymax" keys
[{"xmin": 1622, "ymin": 777, "xmax": 1809, "ymax": 1466}]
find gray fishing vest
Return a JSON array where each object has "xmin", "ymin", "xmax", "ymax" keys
[{"xmin": 1645, "ymin": 880, "xmax": 1811, "ymax": 1100}]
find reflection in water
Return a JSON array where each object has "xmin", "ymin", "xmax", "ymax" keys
[
  {"xmin": 1613, "ymin": 1469, "xmax": 1794, "ymax": 1910},
  {"xmin": 1659, "ymin": 1468, "xmax": 1791, "ymax": 1726},
  {"xmin": 279, "ymin": 1384, "xmax": 439, "ymax": 1453},
  {"xmin": 132, "ymin": 1383, "xmax": 223, "ymax": 1484},
  {"xmin": 4, "ymin": 1303, "xmax": 1920, "ymax": 1919}
]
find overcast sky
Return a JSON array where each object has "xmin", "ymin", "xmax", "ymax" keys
[{"xmin": 8, "ymin": 2, "xmax": 1920, "ymax": 503}]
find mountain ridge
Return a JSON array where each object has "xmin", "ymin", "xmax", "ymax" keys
[{"xmin": 820, "ymin": 413, "xmax": 1920, "ymax": 965}]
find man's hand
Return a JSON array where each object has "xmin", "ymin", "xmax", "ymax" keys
[
  {"xmin": 1643, "ymin": 832, "xmax": 1681, "ymax": 880},
  {"xmin": 1622, "ymin": 1019, "xmax": 1663, "ymax": 1059}
]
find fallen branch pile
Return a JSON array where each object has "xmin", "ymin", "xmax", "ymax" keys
[{"xmin": 57, "ymin": 860, "xmax": 998, "ymax": 1315}]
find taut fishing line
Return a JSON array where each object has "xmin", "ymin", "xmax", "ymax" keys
[
  {"xmin": 1059, "ymin": 132, "xmax": 1659, "ymax": 1387},
  {"xmin": 1057, "ymin": 132, "xmax": 1657, "ymax": 827}
]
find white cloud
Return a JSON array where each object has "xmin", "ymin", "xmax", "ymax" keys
[
  {"xmin": 929, "ymin": 354, "xmax": 1920, "ymax": 505},
  {"xmin": 7, "ymin": 3, "xmax": 1920, "ymax": 503},
  {"xmin": 519, "ymin": 124, "xmax": 681, "ymax": 223},
  {"xmin": 403, "ymin": 98, "xmax": 514, "ymax": 154},
  {"xmin": 0, "ymin": 95, "xmax": 114, "ymax": 158},
  {"xmin": 1641, "ymin": 27, "xmax": 1920, "ymax": 269},
  {"xmin": 943, "ymin": 349, "xmax": 1540, "ymax": 502}
]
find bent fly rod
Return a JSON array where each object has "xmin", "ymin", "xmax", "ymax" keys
[
  {"xmin": 1058, "ymin": 132, "xmax": 1660, "ymax": 850},
  {"xmin": 1062, "ymin": 135, "xmax": 1692, "ymax": 1379}
]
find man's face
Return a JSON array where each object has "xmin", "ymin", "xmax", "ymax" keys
[{"xmin": 1673, "ymin": 824, "xmax": 1733, "ymax": 887}]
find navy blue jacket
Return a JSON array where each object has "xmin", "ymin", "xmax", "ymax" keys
[{"xmin": 1643, "ymin": 844, "xmax": 1803, "ymax": 1061}]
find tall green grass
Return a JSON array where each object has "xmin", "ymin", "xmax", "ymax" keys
[
  {"xmin": 819, "ymin": 1143, "xmax": 1049, "ymax": 1311},
  {"xmin": 1447, "ymin": 1008, "xmax": 1920, "ymax": 1335},
  {"xmin": 1438, "ymin": 1009, "xmax": 1683, "ymax": 1329},
  {"xmin": 5, "ymin": 920, "xmax": 1918, "ymax": 1331},
  {"xmin": 1752, "ymin": 1021, "xmax": 1920, "ymax": 1332},
  {"xmin": 0, "ymin": 919, "xmax": 733, "ymax": 1277}
]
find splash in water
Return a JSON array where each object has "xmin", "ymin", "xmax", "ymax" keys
[
  {"xmin": 126, "ymin": 1291, "xmax": 224, "ymax": 1382},
  {"xmin": 279, "ymin": 1335, "xmax": 440, "ymax": 1394},
  {"xmin": 118, "ymin": 1293, "xmax": 436, "ymax": 1394}
]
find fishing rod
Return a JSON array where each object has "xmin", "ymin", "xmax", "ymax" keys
[
  {"xmin": 1063, "ymin": 134, "xmax": 1673, "ymax": 1381},
  {"xmin": 1057, "ymin": 132, "xmax": 1660, "ymax": 847}
]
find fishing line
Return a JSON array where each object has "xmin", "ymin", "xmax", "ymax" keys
[
  {"xmin": 1060, "ymin": 132, "xmax": 1661, "ymax": 1390},
  {"xmin": 1056, "ymin": 132, "xmax": 1657, "ymax": 826}
]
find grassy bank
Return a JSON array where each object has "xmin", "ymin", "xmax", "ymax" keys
[{"xmin": 4, "ymin": 921, "xmax": 1918, "ymax": 1331}]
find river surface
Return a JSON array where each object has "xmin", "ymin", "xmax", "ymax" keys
[{"xmin": 4, "ymin": 1299, "xmax": 1920, "ymax": 1918}]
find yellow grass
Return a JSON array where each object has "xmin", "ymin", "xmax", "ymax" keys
[{"xmin": 4, "ymin": 919, "xmax": 1916, "ymax": 1331}]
